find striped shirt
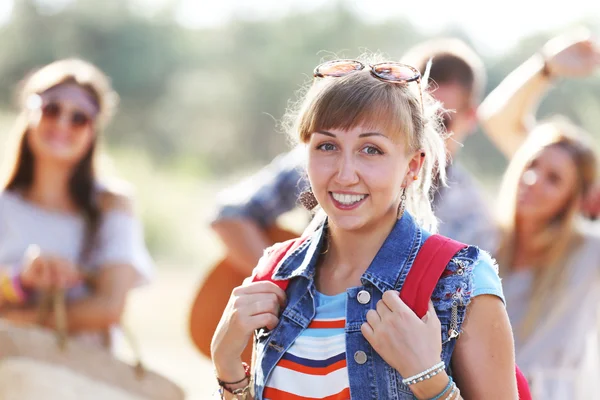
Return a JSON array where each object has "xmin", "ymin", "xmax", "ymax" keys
[{"xmin": 264, "ymin": 291, "xmax": 350, "ymax": 400}]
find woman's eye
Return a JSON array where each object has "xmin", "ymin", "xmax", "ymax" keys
[
  {"xmin": 317, "ymin": 143, "xmax": 336, "ymax": 151},
  {"xmin": 547, "ymin": 172, "xmax": 561, "ymax": 186},
  {"xmin": 361, "ymin": 146, "xmax": 383, "ymax": 155}
]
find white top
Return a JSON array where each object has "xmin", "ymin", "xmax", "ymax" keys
[
  {"xmin": 0, "ymin": 190, "xmax": 153, "ymax": 345},
  {"xmin": 504, "ymin": 227, "xmax": 600, "ymax": 399}
]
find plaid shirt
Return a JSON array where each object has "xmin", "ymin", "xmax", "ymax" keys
[
  {"xmin": 212, "ymin": 146, "xmax": 307, "ymax": 228},
  {"xmin": 213, "ymin": 148, "xmax": 498, "ymax": 253}
]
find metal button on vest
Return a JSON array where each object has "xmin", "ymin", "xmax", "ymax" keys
[
  {"xmin": 354, "ymin": 351, "xmax": 367, "ymax": 365},
  {"xmin": 357, "ymin": 290, "xmax": 371, "ymax": 304}
]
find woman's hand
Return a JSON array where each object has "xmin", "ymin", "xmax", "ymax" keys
[
  {"xmin": 19, "ymin": 245, "xmax": 81, "ymax": 290},
  {"xmin": 362, "ymin": 291, "xmax": 442, "ymax": 376},
  {"xmin": 361, "ymin": 292, "xmax": 451, "ymax": 399},
  {"xmin": 544, "ymin": 29, "xmax": 600, "ymax": 78},
  {"xmin": 211, "ymin": 280, "xmax": 286, "ymax": 379}
]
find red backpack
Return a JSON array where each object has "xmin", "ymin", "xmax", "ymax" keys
[{"xmin": 252, "ymin": 234, "xmax": 531, "ymax": 399}]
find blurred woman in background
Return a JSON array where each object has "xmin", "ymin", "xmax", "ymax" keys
[
  {"xmin": 479, "ymin": 30, "xmax": 600, "ymax": 398},
  {"xmin": 0, "ymin": 58, "xmax": 153, "ymax": 348}
]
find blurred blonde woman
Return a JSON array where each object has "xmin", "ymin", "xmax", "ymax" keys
[
  {"xmin": 479, "ymin": 30, "xmax": 600, "ymax": 398},
  {"xmin": 0, "ymin": 59, "xmax": 153, "ymax": 348}
]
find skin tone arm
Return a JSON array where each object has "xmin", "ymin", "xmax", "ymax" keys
[
  {"xmin": 478, "ymin": 29, "xmax": 600, "ymax": 159},
  {"xmin": 451, "ymin": 295, "xmax": 517, "ymax": 399},
  {"xmin": 211, "ymin": 219, "xmax": 272, "ymax": 276}
]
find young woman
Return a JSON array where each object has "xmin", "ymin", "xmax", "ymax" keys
[
  {"xmin": 212, "ymin": 57, "xmax": 517, "ymax": 399},
  {"xmin": 479, "ymin": 31, "xmax": 600, "ymax": 398},
  {"xmin": 0, "ymin": 59, "xmax": 153, "ymax": 348}
]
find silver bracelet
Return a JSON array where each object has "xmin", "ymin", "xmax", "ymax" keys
[{"xmin": 402, "ymin": 361, "xmax": 445, "ymax": 386}]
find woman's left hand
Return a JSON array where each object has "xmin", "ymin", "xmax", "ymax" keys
[{"xmin": 361, "ymin": 291, "xmax": 442, "ymax": 378}]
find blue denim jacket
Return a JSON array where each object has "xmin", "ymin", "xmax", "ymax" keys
[{"xmin": 252, "ymin": 212, "xmax": 479, "ymax": 399}]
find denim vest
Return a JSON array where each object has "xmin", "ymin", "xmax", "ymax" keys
[{"xmin": 252, "ymin": 212, "xmax": 479, "ymax": 399}]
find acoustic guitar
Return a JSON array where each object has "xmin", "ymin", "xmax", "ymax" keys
[{"xmin": 188, "ymin": 225, "xmax": 298, "ymax": 362}]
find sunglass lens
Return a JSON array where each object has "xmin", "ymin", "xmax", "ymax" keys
[
  {"xmin": 71, "ymin": 111, "xmax": 90, "ymax": 128},
  {"xmin": 42, "ymin": 103, "xmax": 61, "ymax": 119},
  {"xmin": 372, "ymin": 63, "xmax": 420, "ymax": 82},
  {"xmin": 315, "ymin": 60, "xmax": 364, "ymax": 77}
]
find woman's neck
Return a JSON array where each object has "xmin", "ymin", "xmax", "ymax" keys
[
  {"xmin": 512, "ymin": 217, "xmax": 546, "ymax": 269},
  {"xmin": 24, "ymin": 160, "xmax": 76, "ymax": 212},
  {"xmin": 317, "ymin": 211, "xmax": 397, "ymax": 291}
]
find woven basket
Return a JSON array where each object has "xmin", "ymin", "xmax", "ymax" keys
[{"xmin": 0, "ymin": 292, "xmax": 185, "ymax": 400}]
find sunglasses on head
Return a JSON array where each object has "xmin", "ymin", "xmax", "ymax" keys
[
  {"xmin": 313, "ymin": 59, "xmax": 424, "ymax": 114},
  {"xmin": 41, "ymin": 102, "xmax": 92, "ymax": 129}
]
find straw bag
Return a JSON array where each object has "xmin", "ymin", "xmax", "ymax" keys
[{"xmin": 0, "ymin": 290, "xmax": 185, "ymax": 400}]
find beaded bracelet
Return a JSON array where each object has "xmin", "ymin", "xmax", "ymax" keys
[
  {"xmin": 429, "ymin": 377, "xmax": 454, "ymax": 400},
  {"xmin": 402, "ymin": 361, "xmax": 445, "ymax": 386},
  {"xmin": 443, "ymin": 382, "xmax": 458, "ymax": 400}
]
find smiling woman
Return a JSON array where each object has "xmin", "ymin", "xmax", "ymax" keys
[
  {"xmin": 0, "ymin": 58, "xmax": 153, "ymax": 347},
  {"xmin": 210, "ymin": 55, "xmax": 519, "ymax": 400}
]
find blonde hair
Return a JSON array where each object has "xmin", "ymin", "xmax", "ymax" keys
[
  {"xmin": 285, "ymin": 55, "xmax": 448, "ymax": 232},
  {"xmin": 496, "ymin": 116, "xmax": 597, "ymax": 339}
]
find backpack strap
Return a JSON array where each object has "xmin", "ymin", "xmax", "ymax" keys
[
  {"xmin": 399, "ymin": 234, "xmax": 467, "ymax": 318},
  {"xmin": 251, "ymin": 236, "xmax": 309, "ymax": 290}
]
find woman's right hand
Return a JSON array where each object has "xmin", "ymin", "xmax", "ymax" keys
[
  {"xmin": 211, "ymin": 280, "xmax": 286, "ymax": 375},
  {"xmin": 19, "ymin": 245, "xmax": 82, "ymax": 290}
]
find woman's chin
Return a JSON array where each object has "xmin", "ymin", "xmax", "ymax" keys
[
  {"xmin": 37, "ymin": 146, "xmax": 85, "ymax": 165},
  {"xmin": 327, "ymin": 214, "xmax": 366, "ymax": 231}
]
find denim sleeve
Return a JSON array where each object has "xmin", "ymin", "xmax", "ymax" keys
[
  {"xmin": 471, "ymin": 250, "xmax": 505, "ymax": 304},
  {"xmin": 212, "ymin": 146, "xmax": 308, "ymax": 228}
]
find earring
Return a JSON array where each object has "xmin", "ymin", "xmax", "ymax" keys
[
  {"xmin": 299, "ymin": 188, "xmax": 319, "ymax": 210},
  {"xmin": 397, "ymin": 187, "xmax": 407, "ymax": 219},
  {"xmin": 413, "ymin": 175, "xmax": 418, "ymax": 181}
]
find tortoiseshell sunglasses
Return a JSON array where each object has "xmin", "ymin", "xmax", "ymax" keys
[{"xmin": 313, "ymin": 59, "xmax": 424, "ymax": 114}]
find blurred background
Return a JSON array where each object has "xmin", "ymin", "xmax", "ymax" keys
[{"xmin": 0, "ymin": 0, "xmax": 599, "ymax": 398}]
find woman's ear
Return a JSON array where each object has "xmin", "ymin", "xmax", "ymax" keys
[{"xmin": 404, "ymin": 150, "xmax": 426, "ymax": 186}]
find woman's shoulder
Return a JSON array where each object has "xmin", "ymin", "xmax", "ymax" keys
[
  {"xmin": 432, "ymin": 244, "xmax": 504, "ymax": 309},
  {"xmin": 95, "ymin": 179, "xmax": 136, "ymax": 215}
]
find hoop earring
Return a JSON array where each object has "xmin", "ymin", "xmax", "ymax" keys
[
  {"xmin": 299, "ymin": 188, "xmax": 319, "ymax": 210},
  {"xmin": 397, "ymin": 187, "xmax": 407, "ymax": 219}
]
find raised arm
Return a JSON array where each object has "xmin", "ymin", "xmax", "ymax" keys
[{"xmin": 478, "ymin": 29, "xmax": 600, "ymax": 159}]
